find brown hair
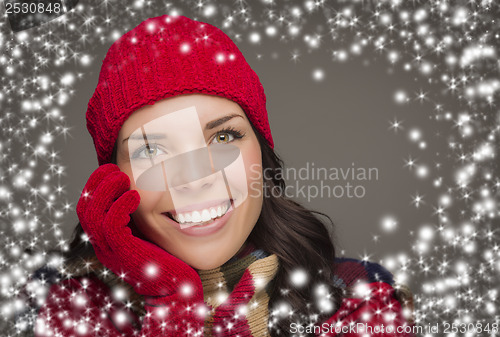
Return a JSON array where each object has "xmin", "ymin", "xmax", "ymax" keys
[{"xmin": 64, "ymin": 123, "xmax": 343, "ymax": 336}]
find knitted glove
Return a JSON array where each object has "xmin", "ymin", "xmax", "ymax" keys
[{"xmin": 76, "ymin": 163, "xmax": 207, "ymax": 336}]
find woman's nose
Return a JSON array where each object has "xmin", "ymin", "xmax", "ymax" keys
[{"xmin": 168, "ymin": 147, "xmax": 217, "ymax": 191}]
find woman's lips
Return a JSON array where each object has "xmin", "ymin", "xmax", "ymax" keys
[{"xmin": 161, "ymin": 200, "xmax": 235, "ymax": 237}]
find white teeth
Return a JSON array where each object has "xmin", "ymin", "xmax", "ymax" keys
[
  {"xmin": 170, "ymin": 201, "xmax": 231, "ymax": 225},
  {"xmin": 201, "ymin": 209, "xmax": 211, "ymax": 222},
  {"xmin": 192, "ymin": 211, "xmax": 201, "ymax": 223}
]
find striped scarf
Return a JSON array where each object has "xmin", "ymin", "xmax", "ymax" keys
[{"xmin": 197, "ymin": 242, "xmax": 279, "ymax": 336}]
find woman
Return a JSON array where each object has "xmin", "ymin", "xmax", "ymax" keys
[{"xmin": 33, "ymin": 15, "xmax": 414, "ymax": 336}]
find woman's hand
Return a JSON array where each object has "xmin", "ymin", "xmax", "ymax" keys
[{"xmin": 76, "ymin": 163, "xmax": 207, "ymax": 335}]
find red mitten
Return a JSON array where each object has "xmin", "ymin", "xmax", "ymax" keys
[{"xmin": 76, "ymin": 163, "xmax": 207, "ymax": 336}]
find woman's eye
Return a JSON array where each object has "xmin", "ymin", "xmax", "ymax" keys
[
  {"xmin": 212, "ymin": 132, "xmax": 235, "ymax": 144},
  {"xmin": 145, "ymin": 146, "xmax": 157, "ymax": 157},
  {"xmin": 133, "ymin": 144, "xmax": 165, "ymax": 159}
]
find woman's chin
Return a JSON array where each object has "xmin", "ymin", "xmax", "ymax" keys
[
  {"xmin": 181, "ymin": 245, "xmax": 241, "ymax": 270},
  {"xmin": 186, "ymin": 257, "xmax": 228, "ymax": 270}
]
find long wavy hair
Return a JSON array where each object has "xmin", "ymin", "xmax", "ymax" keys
[{"xmin": 64, "ymin": 122, "xmax": 344, "ymax": 336}]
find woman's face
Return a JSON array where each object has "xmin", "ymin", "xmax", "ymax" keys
[{"xmin": 116, "ymin": 94, "xmax": 263, "ymax": 270}]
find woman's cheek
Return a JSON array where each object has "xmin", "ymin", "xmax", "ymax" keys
[
  {"xmin": 134, "ymin": 190, "xmax": 165, "ymax": 215},
  {"xmin": 244, "ymin": 145, "xmax": 263, "ymax": 194},
  {"xmin": 126, "ymin": 169, "xmax": 165, "ymax": 211},
  {"xmin": 223, "ymin": 143, "xmax": 262, "ymax": 208}
]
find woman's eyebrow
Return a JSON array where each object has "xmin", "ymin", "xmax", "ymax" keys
[
  {"xmin": 205, "ymin": 113, "xmax": 244, "ymax": 130},
  {"xmin": 122, "ymin": 133, "xmax": 166, "ymax": 143}
]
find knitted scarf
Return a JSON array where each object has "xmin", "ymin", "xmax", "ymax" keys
[{"xmin": 197, "ymin": 242, "xmax": 279, "ymax": 336}]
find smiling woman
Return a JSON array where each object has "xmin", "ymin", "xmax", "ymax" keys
[{"xmin": 29, "ymin": 14, "xmax": 415, "ymax": 337}]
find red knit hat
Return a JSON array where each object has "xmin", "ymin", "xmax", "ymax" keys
[{"xmin": 86, "ymin": 15, "xmax": 273, "ymax": 166}]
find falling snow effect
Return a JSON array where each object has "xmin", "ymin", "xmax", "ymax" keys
[{"xmin": 0, "ymin": 0, "xmax": 499, "ymax": 335}]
